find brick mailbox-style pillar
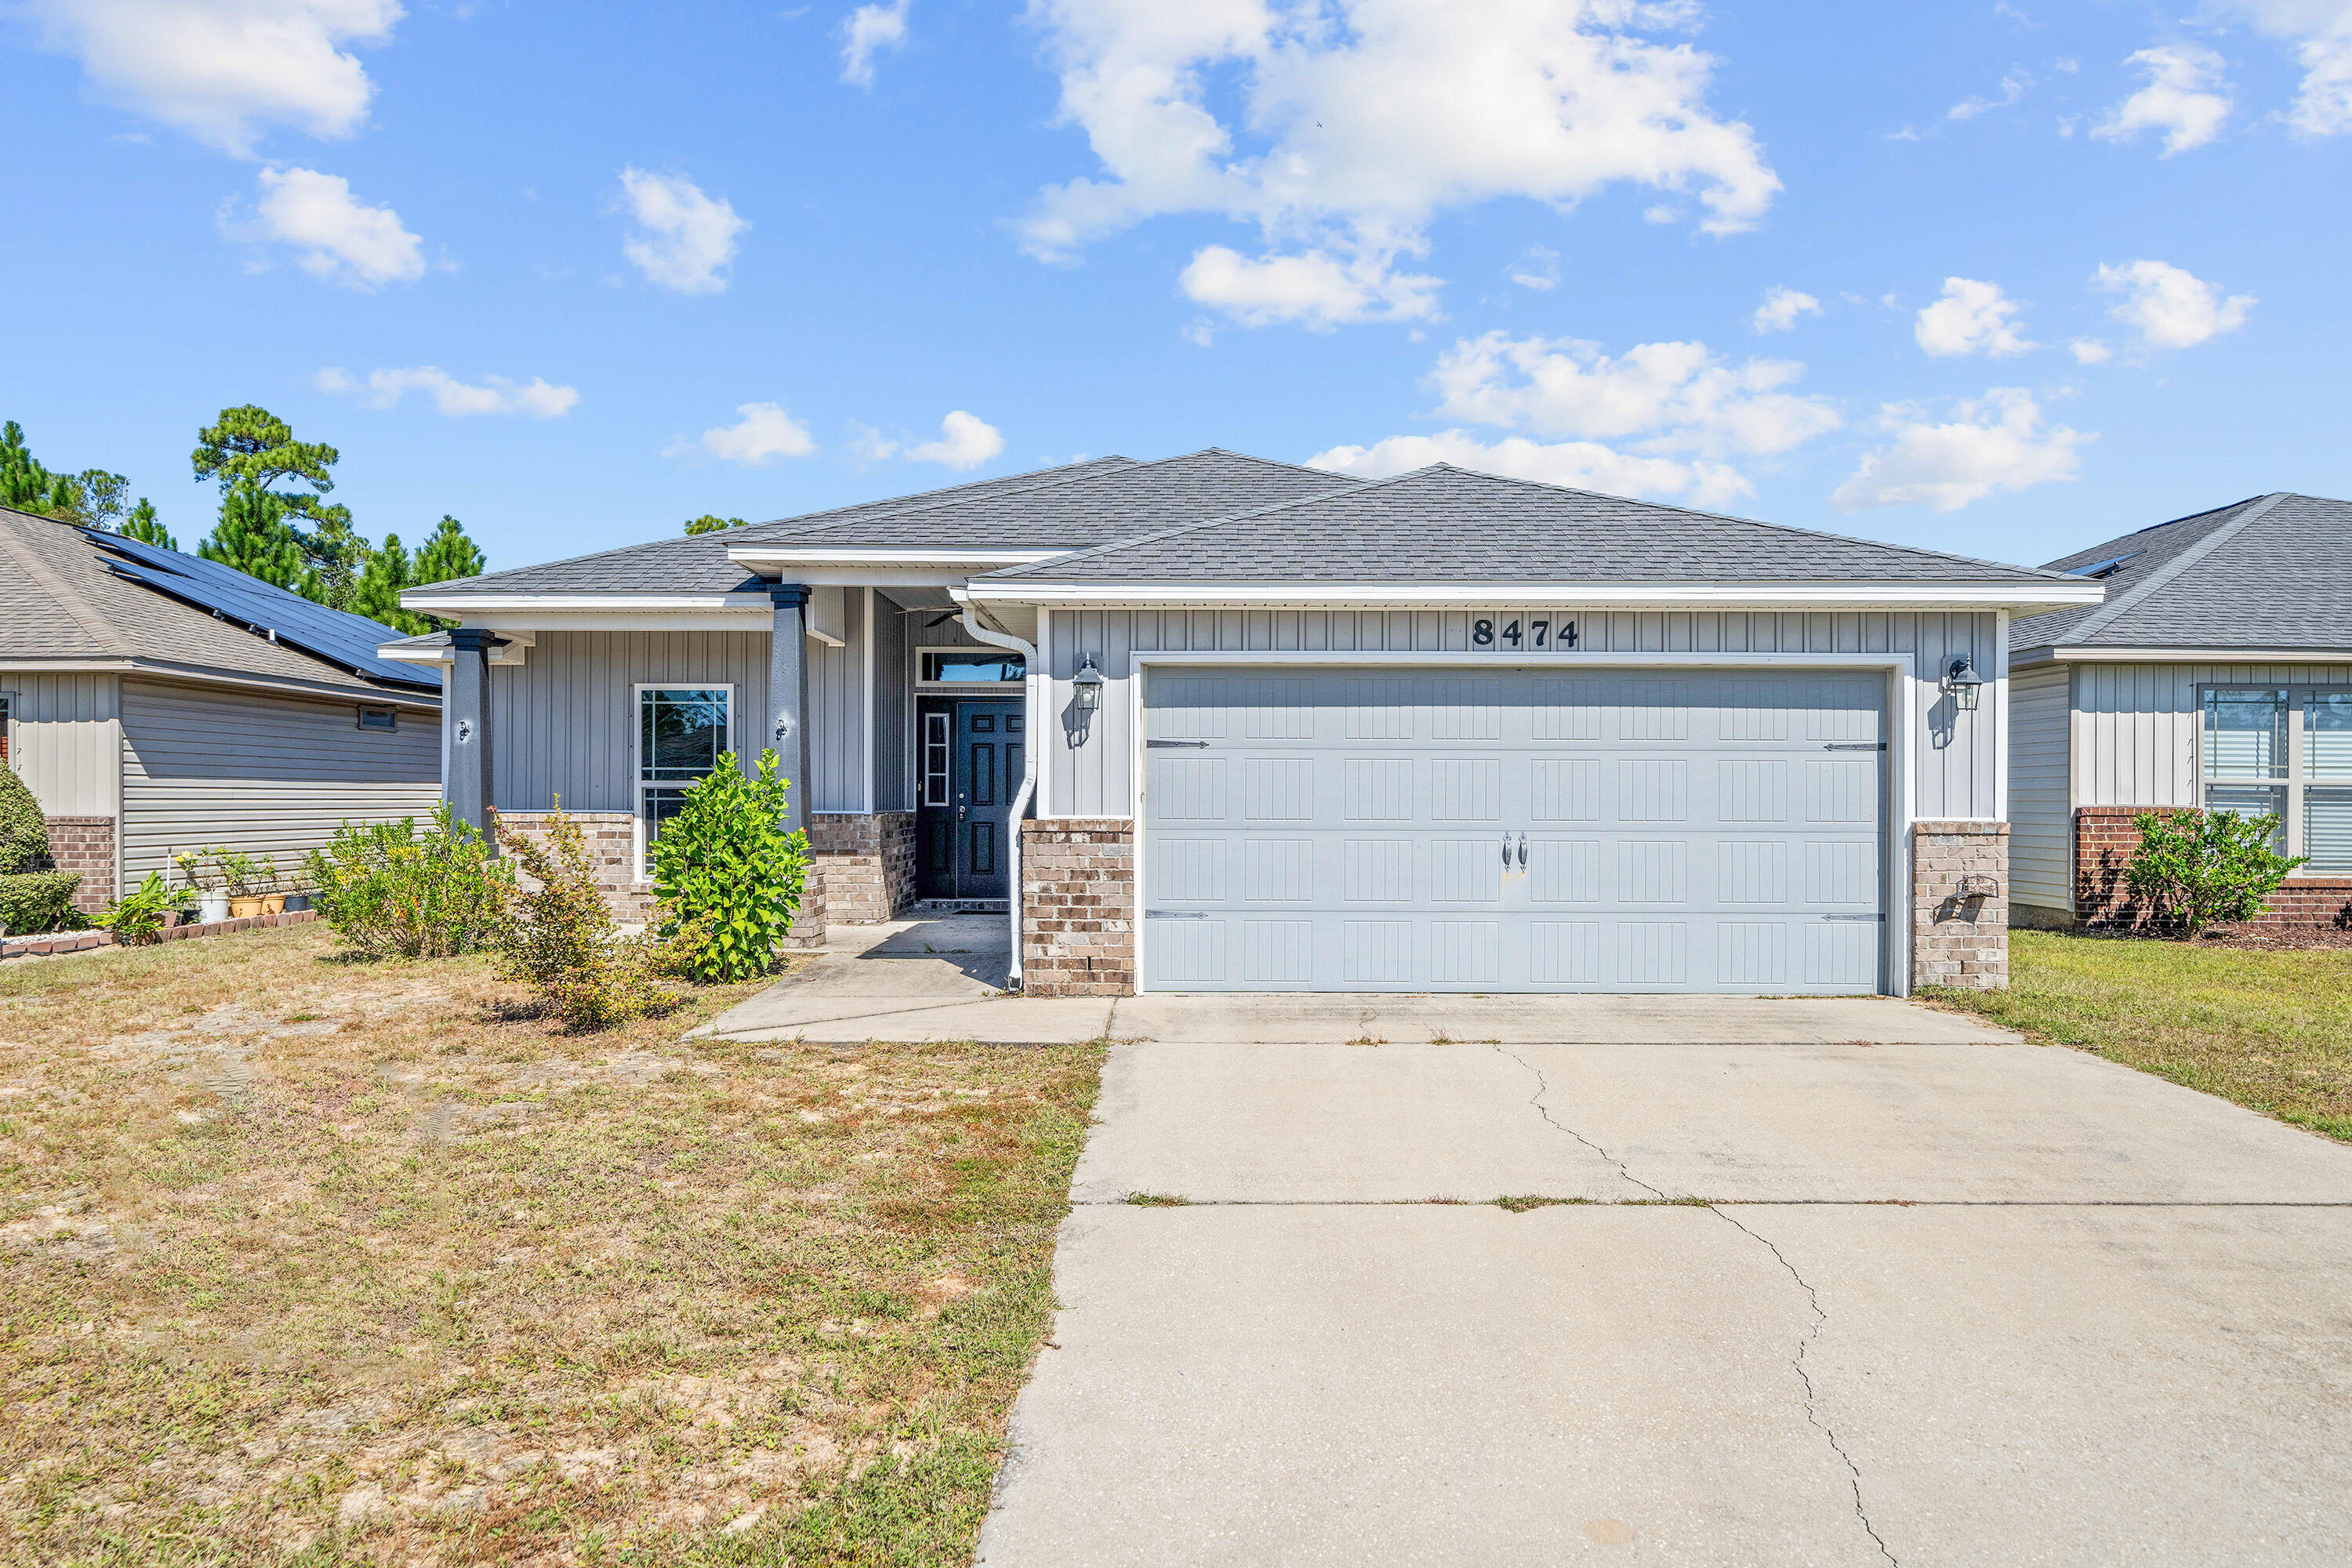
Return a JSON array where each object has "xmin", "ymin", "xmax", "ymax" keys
[
  {"xmin": 1020, "ymin": 819, "xmax": 1135, "ymax": 996},
  {"xmin": 1911, "ymin": 820, "xmax": 2009, "ymax": 990},
  {"xmin": 44, "ymin": 816, "xmax": 116, "ymax": 916}
]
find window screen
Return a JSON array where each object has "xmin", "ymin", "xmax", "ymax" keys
[{"xmin": 2201, "ymin": 686, "xmax": 2352, "ymax": 872}]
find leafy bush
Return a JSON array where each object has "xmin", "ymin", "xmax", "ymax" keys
[
  {"xmin": 100, "ymin": 872, "xmax": 176, "ymax": 945},
  {"xmin": 2124, "ymin": 808, "xmax": 2309, "ymax": 935},
  {"xmin": 0, "ymin": 764, "xmax": 45, "ymax": 874},
  {"xmin": 0, "ymin": 871, "xmax": 83, "ymax": 936},
  {"xmin": 493, "ymin": 801, "xmax": 675, "ymax": 1029},
  {"xmin": 305, "ymin": 807, "xmax": 511, "ymax": 959},
  {"xmin": 649, "ymin": 748, "xmax": 809, "ymax": 982}
]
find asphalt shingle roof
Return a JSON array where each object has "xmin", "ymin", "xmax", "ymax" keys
[
  {"xmin": 982, "ymin": 464, "xmax": 2079, "ymax": 586},
  {"xmin": 2013, "ymin": 492, "xmax": 2352, "ymax": 652},
  {"xmin": 0, "ymin": 505, "xmax": 437, "ymax": 699}
]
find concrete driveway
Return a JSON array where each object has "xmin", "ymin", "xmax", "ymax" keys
[{"xmin": 976, "ymin": 1011, "xmax": 2352, "ymax": 1565}]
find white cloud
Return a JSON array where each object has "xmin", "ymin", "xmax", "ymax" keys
[
  {"xmin": 2070, "ymin": 337, "xmax": 2114, "ymax": 364},
  {"xmin": 617, "ymin": 166, "xmax": 747, "ymax": 295},
  {"xmin": 1308, "ymin": 430, "xmax": 1755, "ymax": 510},
  {"xmin": 234, "ymin": 165, "xmax": 423, "ymax": 287},
  {"xmin": 2093, "ymin": 44, "xmax": 2232, "ymax": 154},
  {"xmin": 1021, "ymin": 0, "xmax": 1779, "ymax": 329},
  {"xmin": 1431, "ymin": 331, "xmax": 1842, "ymax": 459},
  {"xmin": 669, "ymin": 403, "xmax": 816, "ymax": 465},
  {"xmin": 2092, "ymin": 258, "xmax": 2255, "ymax": 348},
  {"xmin": 1831, "ymin": 388, "xmax": 2089, "ymax": 513},
  {"xmin": 1507, "ymin": 245, "xmax": 1560, "ymax": 292},
  {"xmin": 907, "ymin": 411, "xmax": 1005, "ymax": 470},
  {"xmin": 1948, "ymin": 68, "xmax": 2033, "ymax": 120},
  {"xmin": 315, "ymin": 366, "xmax": 578, "ymax": 416},
  {"xmin": 16, "ymin": 0, "xmax": 400, "ymax": 157},
  {"xmin": 840, "ymin": 0, "xmax": 909, "ymax": 86},
  {"xmin": 1178, "ymin": 245, "xmax": 1441, "ymax": 328},
  {"xmin": 1751, "ymin": 285, "xmax": 1820, "ymax": 333},
  {"xmin": 1913, "ymin": 277, "xmax": 2034, "ymax": 358},
  {"xmin": 2205, "ymin": 1, "xmax": 2352, "ymax": 135}
]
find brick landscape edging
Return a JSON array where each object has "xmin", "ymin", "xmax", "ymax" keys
[
  {"xmin": 0, "ymin": 909, "xmax": 318, "ymax": 962},
  {"xmin": 1021, "ymin": 818, "xmax": 1134, "ymax": 996},
  {"xmin": 1912, "ymin": 819, "xmax": 2009, "ymax": 990},
  {"xmin": 2074, "ymin": 804, "xmax": 2352, "ymax": 928}
]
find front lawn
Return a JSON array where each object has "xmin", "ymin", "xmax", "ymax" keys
[
  {"xmin": 1933, "ymin": 930, "xmax": 2352, "ymax": 1142},
  {"xmin": 0, "ymin": 925, "xmax": 1102, "ymax": 1566}
]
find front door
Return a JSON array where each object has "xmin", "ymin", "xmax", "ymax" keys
[{"xmin": 916, "ymin": 698, "xmax": 1024, "ymax": 900}]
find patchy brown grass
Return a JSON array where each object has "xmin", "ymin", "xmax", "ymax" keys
[
  {"xmin": 0, "ymin": 925, "xmax": 1102, "ymax": 1566},
  {"xmin": 1929, "ymin": 930, "xmax": 2352, "ymax": 1142}
]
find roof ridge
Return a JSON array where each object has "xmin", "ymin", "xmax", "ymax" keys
[
  {"xmin": 2048, "ymin": 492, "xmax": 2292, "ymax": 646},
  {"xmin": 0, "ymin": 507, "xmax": 129, "ymax": 654},
  {"xmin": 737, "ymin": 455, "xmax": 1145, "ymax": 545},
  {"xmin": 977, "ymin": 461, "xmax": 1406, "ymax": 579}
]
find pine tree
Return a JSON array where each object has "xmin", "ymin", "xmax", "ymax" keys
[
  {"xmin": 120, "ymin": 499, "xmax": 176, "ymax": 550},
  {"xmin": 191, "ymin": 405, "xmax": 357, "ymax": 599},
  {"xmin": 349, "ymin": 531, "xmax": 430, "ymax": 633},
  {"xmin": 413, "ymin": 514, "xmax": 486, "ymax": 586},
  {"xmin": 684, "ymin": 514, "xmax": 748, "ymax": 535},
  {"xmin": 2, "ymin": 421, "xmax": 64, "ymax": 515},
  {"xmin": 198, "ymin": 481, "xmax": 303, "ymax": 589}
]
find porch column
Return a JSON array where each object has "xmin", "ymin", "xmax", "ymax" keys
[
  {"xmin": 446, "ymin": 627, "xmax": 496, "ymax": 838},
  {"xmin": 766, "ymin": 584, "xmax": 812, "ymax": 831}
]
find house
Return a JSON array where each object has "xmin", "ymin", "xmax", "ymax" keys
[
  {"xmin": 0, "ymin": 504, "xmax": 444, "ymax": 914},
  {"xmin": 394, "ymin": 451, "xmax": 2102, "ymax": 996},
  {"xmin": 2009, "ymin": 492, "xmax": 2352, "ymax": 930}
]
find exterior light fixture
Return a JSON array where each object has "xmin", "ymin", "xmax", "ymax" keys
[
  {"xmin": 1072, "ymin": 654, "xmax": 1104, "ymax": 715},
  {"xmin": 1944, "ymin": 655, "xmax": 1984, "ymax": 713}
]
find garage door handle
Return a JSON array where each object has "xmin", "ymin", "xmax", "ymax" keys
[
  {"xmin": 1502, "ymin": 835, "xmax": 1512, "ymax": 867},
  {"xmin": 1148, "ymin": 739, "xmax": 1210, "ymax": 748},
  {"xmin": 1517, "ymin": 833, "xmax": 1528, "ymax": 867},
  {"xmin": 1824, "ymin": 742, "xmax": 1886, "ymax": 751}
]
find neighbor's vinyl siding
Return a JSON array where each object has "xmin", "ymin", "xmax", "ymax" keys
[
  {"xmin": 2069, "ymin": 661, "xmax": 2352, "ymax": 808},
  {"xmin": 2009, "ymin": 663, "xmax": 2072, "ymax": 913},
  {"xmin": 1042, "ymin": 608, "xmax": 2004, "ymax": 821},
  {"xmin": 118, "ymin": 679, "xmax": 440, "ymax": 887},
  {"xmin": 1, "ymin": 670, "xmax": 119, "ymax": 819}
]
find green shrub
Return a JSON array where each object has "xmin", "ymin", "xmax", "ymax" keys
[
  {"xmin": 304, "ymin": 807, "xmax": 511, "ymax": 960},
  {"xmin": 0, "ymin": 871, "xmax": 83, "ymax": 936},
  {"xmin": 649, "ymin": 748, "xmax": 809, "ymax": 982},
  {"xmin": 99, "ymin": 872, "xmax": 176, "ymax": 945},
  {"xmin": 2123, "ymin": 808, "xmax": 2309, "ymax": 935},
  {"xmin": 493, "ymin": 801, "xmax": 674, "ymax": 1029},
  {"xmin": 0, "ymin": 765, "xmax": 49, "ymax": 874}
]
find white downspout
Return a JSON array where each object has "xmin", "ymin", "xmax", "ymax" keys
[{"xmin": 951, "ymin": 592, "xmax": 1036, "ymax": 990}]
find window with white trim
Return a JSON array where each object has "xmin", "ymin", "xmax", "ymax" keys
[
  {"xmin": 0, "ymin": 693, "xmax": 12, "ymax": 767},
  {"xmin": 2201, "ymin": 686, "xmax": 2352, "ymax": 873},
  {"xmin": 637, "ymin": 686, "xmax": 732, "ymax": 877}
]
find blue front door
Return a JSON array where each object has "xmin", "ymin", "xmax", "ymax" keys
[{"xmin": 916, "ymin": 698, "xmax": 1023, "ymax": 900}]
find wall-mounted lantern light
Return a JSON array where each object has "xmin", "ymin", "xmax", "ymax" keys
[
  {"xmin": 1944, "ymin": 655, "xmax": 1984, "ymax": 713},
  {"xmin": 1072, "ymin": 654, "xmax": 1104, "ymax": 716}
]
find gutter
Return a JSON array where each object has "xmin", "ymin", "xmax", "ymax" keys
[{"xmin": 949, "ymin": 592, "xmax": 1036, "ymax": 991}]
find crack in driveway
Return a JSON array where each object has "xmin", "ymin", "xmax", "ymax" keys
[{"xmin": 1493, "ymin": 1044, "xmax": 1900, "ymax": 1566}]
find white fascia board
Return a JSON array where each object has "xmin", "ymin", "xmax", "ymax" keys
[
  {"xmin": 728, "ymin": 546, "xmax": 1058, "ymax": 567},
  {"xmin": 965, "ymin": 579, "xmax": 2107, "ymax": 610},
  {"xmin": 2021, "ymin": 644, "xmax": 2352, "ymax": 665},
  {"xmin": 401, "ymin": 592, "xmax": 771, "ymax": 615},
  {"xmin": 376, "ymin": 643, "xmax": 529, "ymax": 666}
]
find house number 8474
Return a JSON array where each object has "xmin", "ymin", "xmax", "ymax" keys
[{"xmin": 1472, "ymin": 616, "xmax": 1577, "ymax": 650}]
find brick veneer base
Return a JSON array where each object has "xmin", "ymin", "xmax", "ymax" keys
[
  {"xmin": 810, "ymin": 811, "xmax": 916, "ymax": 924},
  {"xmin": 43, "ymin": 816, "xmax": 115, "ymax": 916},
  {"xmin": 492, "ymin": 811, "xmax": 652, "ymax": 924},
  {"xmin": 1022, "ymin": 819, "xmax": 1134, "ymax": 996},
  {"xmin": 2074, "ymin": 805, "xmax": 2352, "ymax": 928},
  {"xmin": 1912, "ymin": 820, "xmax": 2009, "ymax": 990}
]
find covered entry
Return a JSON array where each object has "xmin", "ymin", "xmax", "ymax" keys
[{"xmin": 1140, "ymin": 666, "xmax": 1889, "ymax": 993}]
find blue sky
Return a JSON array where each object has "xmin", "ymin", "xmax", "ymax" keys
[{"xmin": 4, "ymin": 0, "xmax": 2348, "ymax": 577}]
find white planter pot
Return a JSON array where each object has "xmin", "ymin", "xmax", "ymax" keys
[{"xmin": 198, "ymin": 891, "xmax": 230, "ymax": 924}]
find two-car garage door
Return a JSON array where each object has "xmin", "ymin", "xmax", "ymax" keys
[{"xmin": 1141, "ymin": 668, "xmax": 1888, "ymax": 993}]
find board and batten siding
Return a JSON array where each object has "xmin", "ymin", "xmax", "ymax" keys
[
  {"xmin": 873, "ymin": 590, "xmax": 912, "ymax": 811},
  {"xmin": 2068, "ymin": 661, "xmax": 2352, "ymax": 809},
  {"xmin": 1040, "ymin": 608, "xmax": 2005, "ymax": 822},
  {"xmin": 0, "ymin": 670, "xmax": 120, "ymax": 819},
  {"xmin": 119, "ymin": 679, "xmax": 440, "ymax": 889},
  {"xmin": 2009, "ymin": 663, "xmax": 2073, "ymax": 915}
]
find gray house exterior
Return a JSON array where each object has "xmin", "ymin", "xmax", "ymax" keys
[
  {"xmin": 397, "ymin": 452, "xmax": 2100, "ymax": 996},
  {"xmin": 2008, "ymin": 492, "xmax": 2352, "ymax": 928},
  {"xmin": 1, "ymin": 504, "xmax": 443, "ymax": 914}
]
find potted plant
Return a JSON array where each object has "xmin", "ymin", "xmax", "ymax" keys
[
  {"xmin": 220, "ymin": 851, "xmax": 264, "ymax": 919},
  {"xmin": 178, "ymin": 848, "xmax": 230, "ymax": 925},
  {"xmin": 258, "ymin": 856, "xmax": 286, "ymax": 915}
]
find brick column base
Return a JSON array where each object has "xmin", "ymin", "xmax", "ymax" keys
[
  {"xmin": 1913, "ymin": 820, "xmax": 2009, "ymax": 991},
  {"xmin": 2075, "ymin": 805, "xmax": 2352, "ymax": 927},
  {"xmin": 492, "ymin": 811, "xmax": 650, "ymax": 925},
  {"xmin": 43, "ymin": 816, "xmax": 116, "ymax": 916},
  {"xmin": 809, "ymin": 811, "xmax": 916, "ymax": 924},
  {"xmin": 1021, "ymin": 819, "xmax": 1134, "ymax": 996}
]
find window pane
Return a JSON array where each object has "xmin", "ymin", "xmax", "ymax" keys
[
  {"xmin": 642, "ymin": 788, "xmax": 690, "ymax": 873},
  {"xmin": 2205, "ymin": 784, "xmax": 2288, "ymax": 850},
  {"xmin": 640, "ymin": 688, "xmax": 729, "ymax": 782},
  {"xmin": 2204, "ymin": 689, "xmax": 2285, "ymax": 779},
  {"xmin": 922, "ymin": 652, "xmax": 1024, "ymax": 683},
  {"xmin": 2307, "ymin": 694, "xmax": 2352, "ymax": 779},
  {"xmin": 2307, "ymin": 788, "xmax": 2352, "ymax": 873}
]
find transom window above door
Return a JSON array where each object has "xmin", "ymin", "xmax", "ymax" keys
[
  {"xmin": 2201, "ymin": 687, "xmax": 2352, "ymax": 872},
  {"xmin": 920, "ymin": 649, "xmax": 1024, "ymax": 685},
  {"xmin": 636, "ymin": 686, "xmax": 733, "ymax": 875}
]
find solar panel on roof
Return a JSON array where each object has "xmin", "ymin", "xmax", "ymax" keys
[
  {"xmin": 88, "ymin": 530, "xmax": 441, "ymax": 692},
  {"xmin": 2065, "ymin": 550, "xmax": 2143, "ymax": 579}
]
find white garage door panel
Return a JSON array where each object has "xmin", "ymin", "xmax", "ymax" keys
[{"xmin": 1141, "ymin": 669, "xmax": 1886, "ymax": 993}]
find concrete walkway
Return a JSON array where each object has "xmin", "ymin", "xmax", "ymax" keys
[{"xmin": 976, "ymin": 1018, "xmax": 2352, "ymax": 1564}]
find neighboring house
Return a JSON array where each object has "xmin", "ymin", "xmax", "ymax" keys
[
  {"xmin": 2009, "ymin": 492, "xmax": 2352, "ymax": 930},
  {"xmin": 394, "ymin": 450, "xmax": 2100, "ymax": 996},
  {"xmin": 0, "ymin": 504, "xmax": 443, "ymax": 914}
]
